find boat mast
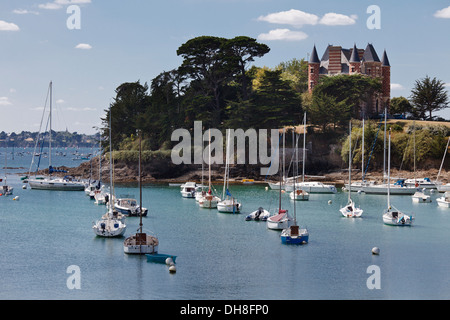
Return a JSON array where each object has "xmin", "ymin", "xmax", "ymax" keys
[
  {"xmin": 109, "ymin": 105, "xmax": 113, "ymax": 216},
  {"xmin": 387, "ymin": 129, "xmax": 391, "ymax": 210},
  {"xmin": 49, "ymin": 81, "xmax": 52, "ymax": 175},
  {"xmin": 437, "ymin": 136, "xmax": 450, "ymax": 183},
  {"xmin": 348, "ymin": 121, "xmax": 352, "ymax": 200},
  {"xmin": 139, "ymin": 130, "xmax": 143, "ymax": 234},
  {"xmin": 303, "ymin": 112, "xmax": 306, "ymax": 183},
  {"xmin": 362, "ymin": 117, "xmax": 365, "ymax": 182},
  {"xmin": 293, "ymin": 127, "xmax": 297, "ymax": 225},
  {"xmin": 383, "ymin": 108, "xmax": 387, "ymax": 184}
]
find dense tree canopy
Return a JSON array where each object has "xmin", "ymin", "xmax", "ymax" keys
[{"xmin": 410, "ymin": 75, "xmax": 449, "ymax": 120}]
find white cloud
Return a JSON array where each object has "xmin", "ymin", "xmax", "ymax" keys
[
  {"xmin": 66, "ymin": 107, "xmax": 96, "ymax": 111},
  {"xmin": 391, "ymin": 83, "xmax": 405, "ymax": 90},
  {"xmin": 434, "ymin": 6, "xmax": 450, "ymax": 18},
  {"xmin": 56, "ymin": 99, "xmax": 65, "ymax": 104},
  {"xmin": 13, "ymin": 9, "xmax": 39, "ymax": 15},
  {"xmin": 39, "ymin": 0, "xmax": 91, "ymax": 10},
  {"xmin": 55, "ymin": 0, "xmax": 91, "ymax": 4},
  {"xmin": 0, "ymin": 97, "xmax": 12, "ymax": 106},
  {"xmin": 444, "ymin": 83, "xmax": 450, "ymax": 87},
  {"xmin": 38, "ymin": 2, "xmax": 62, "ymax": 10},
  {"xmin": 75, "ymin": 43, "xmax": 92, "ymax": 50},
  {"xmin": 258, "ymin": 28, "xmax": 308, "ymax": 41},
  {"xmin": 257, "ymin": 9, "xmax": 319, "ymax": 27},
  {"xmin": 9, "ymin": 88, "xmax": 16, "ymax": 93},
  {"xmin": 0, "ymin": 20, "xmax": 20, "ymax": 31},
  {"xmin": 319, "ymin": 13, "xmax": 357, "ymax": 26}
]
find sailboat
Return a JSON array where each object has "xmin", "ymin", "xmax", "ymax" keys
[
  {"xmin": 382, "ymin": 129, "xmax": 414, "ymax": 226},
  {"xmin": 360, "ymin": 109, "xmax": 416, "ymax": 195},
  {"xmin": 410, "ymin": 122, "xmax": 431, "ymax": 203},
  {"xmin": 290, "ymin": 118, "xmax": 309, "ymax": 201},
  {"xmin": 1, "ymin": 146, "xmax": 13, "ymax": 196},
  {"xmin": 294, "ymin": 113, "xmax": 337, "ymax": 194},
  {"xmin": 124, "ymin": 132, "xmax": 158, "ymax": 254},
  {"xmin": 92, "ymin": 106, "xmax": 127, "ymax": 237},
  {"xmin": 198, "ymin": 129, "xmax": 221, "ymax": 208},
  {"xmin": 28, "ymin": 82, "xmax": 85, "ymax": 191},
  {"xmin": 340, "ymin": 121, "xmax": 363, "ymax": 218},
  {"xmin": 436, "ymin": 137, "xmax": 450, "ymax": 193},
  {"xmin": 267, "ymin": 133, "xmax": 294, "ymax": 230},
  {"xmin": 217, "ymin": 130, "xmax": 241, "ymax": 213},
  {"xmin": 281, "ymin": 165, "xmax": 309, "ymax": 244}
]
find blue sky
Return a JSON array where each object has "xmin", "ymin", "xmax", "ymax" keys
[{"xmin": 1, "ymin": 0, "xmax": 450, "ymax": 134}]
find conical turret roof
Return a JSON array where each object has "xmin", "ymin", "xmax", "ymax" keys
[
  {"xmin": 349, "ymin": 43, "xmax": 360, "ymax": 63},
  {"xmin": 381, "ymin": 50, "xmax": 390, "ymax": 67},
  {"xmin": 309, "ymin": 45, "xmax": 320, "ymax": 63}
]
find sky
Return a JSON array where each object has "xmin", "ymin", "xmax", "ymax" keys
[{"xmin": 1, "ymin": 0, "xmax": 450, "ymax": 135}]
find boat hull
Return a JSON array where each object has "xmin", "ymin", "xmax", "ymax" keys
[
  {"xmin": 124, "ymin": 233, "xmax": 159, "ymax": 254},
  {"xmin": 29, "ymin": 178, "xmax": 85, "ymax": 191},
  {"xmin": 361, "ymin": 184, "xmax": 417, "ymax": 195},
  {"xmin": 412, "ymin": 192, "xmax": 431, "ymax": 203},
  {"xmin": 146, "ymin": 253, "xmax": 177, "ymax": 264},
  {"xmin": 436, "ymin": 198, "xmax": 450, "ymax": 208},
  {"xmin": 281, "ymin": 233, "xmax": 309, "ymax": 244},
  {"xmin": 198, "ymin": 195, "xmax": 220, "ymax": 208},
  {"xmin": 245, "ymin": 208, "xmax": 270, "ymax": 221},
  {"xmin": 217, "ymin": 199, "xmax": 241, "ymax": 213},
  {"xmin": 382, "ymin": 211, "xmax": 413, "ymax": 226},
  {"xmin": 92, "ymin": 218, "xmax": 126, "ymax": 237},
  {"xmin": 288, "ymin": 182, "xmax": 337, "ymax": 194}
]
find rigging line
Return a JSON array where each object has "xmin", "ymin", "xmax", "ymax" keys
[
  {"xmin": 364, "ymin": 116, "xmax": 384, "ymax": 179},
  {"xmin": 264, "ymin": 133, "xmax": 282, "ymax": 181}
]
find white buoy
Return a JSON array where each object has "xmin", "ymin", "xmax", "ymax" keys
[
  {"xmin": 328, "ymin": 200, "xmax": 332, "ymax": 204},
  {"xmin": 169, "ymin": 265, "xmax": 176, "ymax": 273},
  {"xmin": 22, "ymin": 185, "xmax": 27, "ymax": 189},
  {"xmin": 265, "ymin": 186, "xmax": 268, "ymax": 191},
  {"xmin": 372, "ymin": 247, "xmax": 380, "ymax": 255},
  {"xmin": 165, "ymin": 257, "xmax": 174, "ymax": 265},
  {"xmin": 13, "ymin": 196, "xmax": 19, "ymax": 201}
]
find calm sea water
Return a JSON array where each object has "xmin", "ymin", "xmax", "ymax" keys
[{"xmin": 1, "ymin": 148, "xmax": 450, "ymax": 300}]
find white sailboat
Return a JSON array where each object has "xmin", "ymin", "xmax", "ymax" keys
[
  {"xmin": 340, "ymin": 122, "xmax": 363, "ymax": 218},
  {"xmin": 410, "ymin": 122, "xmax": 431, "ymax": 203},
  {"xmin": 293, "ymin": 113, "xmax": 337, "ymax": 194},
  {"xmin": 267, "ymin": 134, "xmax": 293, "ymax": 230},
  {"xmin": 290, "ymin": 117, "xmax": 309, "ymax": 201},
  {"xmin": 28, "ymin": 82, "xmax": 85, "ymax": 191},
  {"xmin": 382, "ymin": 129, "xmax": 414, "ymax": 226},
  {"xmin": 198, "ymin": 130, "xmax": 221, "ymax": 208},
  {"xmin": 2, "ymin": 146, "xmax": 13, "ymax": 196},
  {"xmin": 92, "ymin": 106, "xmax": 127, "ymax": 237},
  {"xmin": 217, "ymin": 130, "xmax": 241, "ymax": 213},
  {"xmin": 124, "ymin": 132, "xmax": 158, "ymax": 254}
]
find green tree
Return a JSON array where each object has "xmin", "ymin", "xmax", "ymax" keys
[
  {"xmin": 277, "ymin": 58, "xmax": 308, "ymax": 93},
  {"xmin": 410, "ymin": 76, "xmax": 449, "ymax": 120},
  {"xmin": 252, "ymin": 69, "xmax": 302, "ymax": 129},
  {"xmin": 102, "ymin": 81, "xmax": 150, "ymax": 150},
  {"xmin": 307, "ymin": 92, "xmax": 350, "ymax": 132},
  {"xmin": 176, "ymin": 36, "xmax": 238, "ymax": 126},
  {"xmin": 225, "ymin": 36, "xmax": 270, "ymax": 100},
  {"xmin": 390, "ymin": 96, "xmax": 412, "ymax": 115}
]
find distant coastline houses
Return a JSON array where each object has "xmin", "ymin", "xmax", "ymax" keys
[{"xmin": 308, "ymin": 43, "xmax": 391, "ymax": 118}]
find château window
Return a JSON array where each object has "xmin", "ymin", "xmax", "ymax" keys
[
  {"xmin": 310, "ymin": 67, "xmax": 314, "ymax": 74},
  {"xmin": 351, "ymin": 66, "xmax": 355, "ymax": 73}
]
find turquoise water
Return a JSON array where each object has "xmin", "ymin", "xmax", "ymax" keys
[{"xmin": 1, "ymin": 148, "xmax": 450, "ymax": 300}]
